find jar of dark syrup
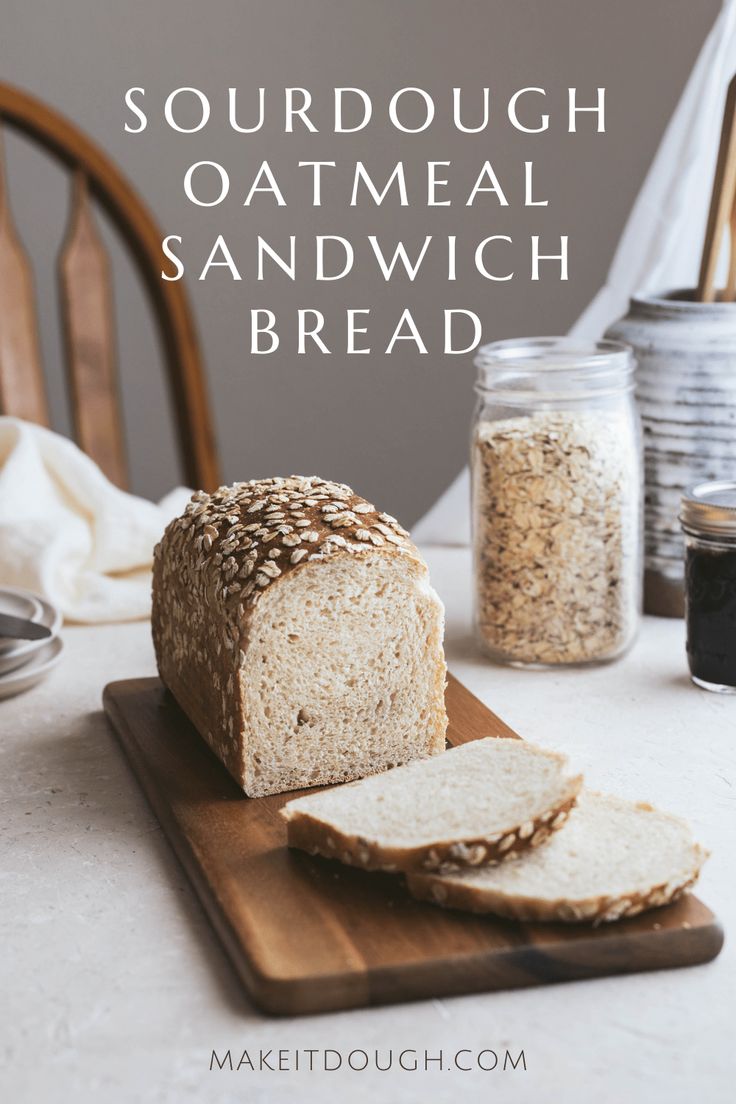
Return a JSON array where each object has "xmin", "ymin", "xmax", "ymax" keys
[{"xmin": 680, "ymin": 481, "xmax": 736, "ymax": 693}]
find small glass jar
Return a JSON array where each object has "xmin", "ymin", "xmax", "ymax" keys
[
  {"xmin": 471, "ymin": 337, "xmax": 643, "ymax": 667},
  {"xmin": 680, "ymin": 481, "xmax": 736, "ymax": 693}
]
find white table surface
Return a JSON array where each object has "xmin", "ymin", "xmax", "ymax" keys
[{"xmin": 2, "ymin": 545, "xmax": 734, "ymax": 1104}]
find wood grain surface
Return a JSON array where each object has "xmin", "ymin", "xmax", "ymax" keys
[{"xmin": 103, "ymin": 675, "xmax": 723, "ymax": 1016}]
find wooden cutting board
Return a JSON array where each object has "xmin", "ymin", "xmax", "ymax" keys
[{"xmin": 103, "ymin": 675, "xmax": 723, "ymax": 1016}]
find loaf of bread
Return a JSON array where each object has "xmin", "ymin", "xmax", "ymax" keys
[
  {"xmin": 152, "ymin": 476, "xmax": 447, "ymax": 797},
  {"xmin": 282, "ymin": 736, "xmax": 582, "ymax": 872},
  {"xmin": 408, "ymin": 791, "xmax": 707, "ymax": 923}
]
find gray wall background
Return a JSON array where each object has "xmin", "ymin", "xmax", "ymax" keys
[{"xmin": 0, "ymin": 0, "xmax": 721, "ymax": 524}]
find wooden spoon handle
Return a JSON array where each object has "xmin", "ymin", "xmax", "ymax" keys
[
  {"xmin": 726, "ymin": 203, "xmax": 736, "ymax": 301},
  {"xmin": 697, "ymin": 74, "xmax": 736, "ymax": 303}
]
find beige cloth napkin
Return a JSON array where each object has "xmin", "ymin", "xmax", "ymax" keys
[{"xmin": 0, "ymin": 417, "xmax": 191, "ymax": 623}]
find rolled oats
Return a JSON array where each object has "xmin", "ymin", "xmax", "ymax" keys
[{"xmin": 472, "ymin": 411, "xmax": 640, "ymax": 665}]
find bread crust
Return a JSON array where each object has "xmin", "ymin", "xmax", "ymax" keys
[
  {"xmin": 408, "ymin": 859, "xmax": 706, "ymax": 924},
  {"xmin": 152, "ymin": 476, "xmax": 447, "ymax": 795},
  {"xmin": 283, "ymin": 784, "xmax": 581, "ymax": 874}
]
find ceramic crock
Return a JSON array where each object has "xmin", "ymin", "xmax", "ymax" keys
[{"xmin": 606, "ymin": 290, "xmax": 736, "ymax": 616}]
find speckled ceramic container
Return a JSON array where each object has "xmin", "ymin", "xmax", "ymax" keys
[{"xmin": 606, "ymin": 290, "xmax": 736, "ymax": 616}]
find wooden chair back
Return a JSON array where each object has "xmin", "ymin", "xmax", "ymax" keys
[{"xmin": 0, "ymin": 82, "xmax": 221, "ymax": 491}]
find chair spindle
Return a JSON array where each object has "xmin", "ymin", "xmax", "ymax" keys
[
  {"xmin": 0, "ymin": 123, "xmax": 49, "ymax": 426},
  {"xmin": 59, "ymin": 170, "xmax": 127, "ymax": 488}
]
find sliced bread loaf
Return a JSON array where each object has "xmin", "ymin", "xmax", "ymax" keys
[
  {"xmin": 408, "ymin": 790, "xmax": 707, "ymax": 923},
  {"xmin": 281, "ymin": 736, "xmax": 582, "ymax": 873},
  {"xmin": 153, "ymin": 476, "xmax": 447, "ymax": 797}
]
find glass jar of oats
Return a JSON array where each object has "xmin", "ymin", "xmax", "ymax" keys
[{"xmin": 471, "ymin": 337, "xmax": 643, "ymax": 667}]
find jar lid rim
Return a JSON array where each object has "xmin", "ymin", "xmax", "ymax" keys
[
  {"xmin": 680, "ymin": 480, "xmax": 736, "ymax": 537},
  {"xmin": 475, "ymin": 336, "xmax": 633, "ymax": 373}
]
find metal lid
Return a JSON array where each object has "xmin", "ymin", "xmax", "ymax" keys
[{"xmin": 680, "ymin": 481, "xmax": 736, "ymax": 538}]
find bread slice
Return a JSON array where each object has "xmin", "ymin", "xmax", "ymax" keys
[
  {"xmin": 408, "ymin": 790, "xmax": 708, "ymax": 923},
  {"xmin": 281, "ymin": 737, "xmax": 582, "ymax": 873},
  {"xmin": 152, "ymin": 476, "xmax": 447, "ymax": 797}
]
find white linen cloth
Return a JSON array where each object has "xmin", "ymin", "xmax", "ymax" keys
[
  {"xmin": 0, "ymin": 418, "xmax": 191, "ymax": 623},
  {"xmin": 413, "ymin": 0, "xmax": 736, "ymax": 545}
]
